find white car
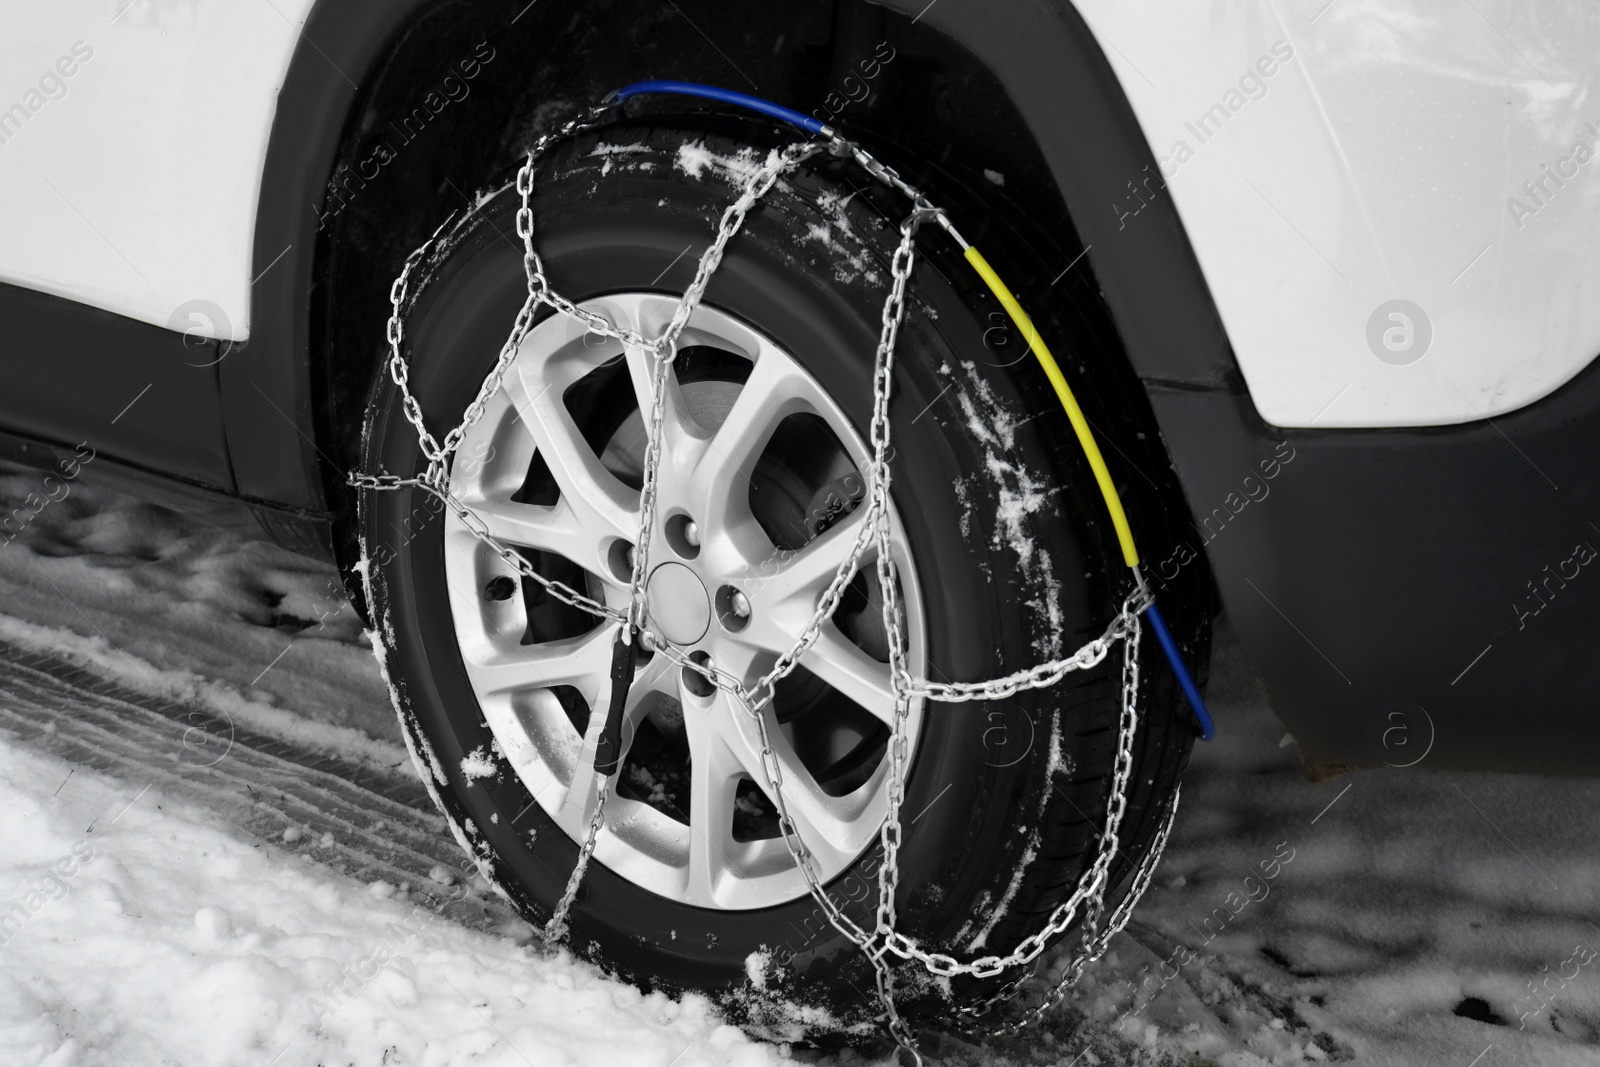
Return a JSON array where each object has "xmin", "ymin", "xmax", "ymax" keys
[{"xmin": 2, "ymin": 0, "xmax": 1595, "ymax": 1046}]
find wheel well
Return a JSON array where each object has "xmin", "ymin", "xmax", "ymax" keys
[{"xmin": 310, "ymin": 0, "xmax": 1185, "ymax": 611}]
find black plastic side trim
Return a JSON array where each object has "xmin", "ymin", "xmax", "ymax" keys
[
  {"xmin": 0, "ymin": 281, "xmax": 232, "ymax": 489},
  {"xmin": 0, "ymin": 428, "xmax": 331, "ymax": 560},
  {"xmin": 1148, "ymin": 357, "xmax": 1600, "ymax": 774}
]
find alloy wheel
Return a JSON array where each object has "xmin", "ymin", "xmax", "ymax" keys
[{"xmin": 443, "ymin": 292, "xmax": 926, "ymax": 909}]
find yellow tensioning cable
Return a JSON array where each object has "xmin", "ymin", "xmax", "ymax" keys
[
  {"xmin": 598, "ymin": 79, "xmax": 1213, "ymax": 737},
  {"xmin": 962, "ymin": 246, "xmax": 1140, "ymax": 568}
]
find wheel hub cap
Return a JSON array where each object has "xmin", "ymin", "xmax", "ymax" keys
[{"xmin": 647, "ymin": 562, "xmax": 711, "ymax": 644}]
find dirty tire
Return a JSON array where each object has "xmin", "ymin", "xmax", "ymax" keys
[{"xmin": 357, "ymin": 118, "xmax": 1211, "ymax": 1042}]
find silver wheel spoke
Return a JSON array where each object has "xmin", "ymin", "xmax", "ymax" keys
[
  {"xmin": 449, "ymin": 389, "xmax": 535, "ymax": 501},
  {"xmin": 721, "ymin": 705, "xmax": 867, "ymax": 868},
  {"xmin": 730, "ymin": 605, "xmax": 898, "ymax": 728},
  {"xmin": 622, "ymin": 341, "xmax": 699, "ymax": 455},
  {"xmin": 798, "ymin": 624, "xmax": 898, "ymax": 728},
  {"xmin": 683, "ymin": 701, "xmax": 744, "ymax": 906},
  {"xmin": 686, "ymin": 658, "xmax": 867, "ymax": 871},
  {"xmin": 703, "ymin": 353, "xmax": 789, "ymax": 467},
  {"xmin": 744, "ymin": 502, "xmax": 872, "ymax": 618},
  {"xmin": 561, "ymin": 717, "xmax": 610, "ymax": 827},
  {"xmin": 465, "ymin": 625, "xmax": 614, "ymax": 697},
  {"xmin": 688, "ymin": 352, "xmax": 827, "ymax": 519},
  {"xmin": 558, "ymin": 649, "xmax": 673, "ymax": 827},
  {"xmin": 625, "ymin": 647, "xmax": 680, "ymax": 708},
  {"xmin": 769, "ymin": 778, "xmax": 866, "ymax": 873},
  {"xmin": 732, "ymin": 507, "xmax": 897, "ymax": 725},
  {"xmin": 504, "ymin": 361, "xmax": 639, "ymax": 542},
  {"xmin": 464, "ymin": 498, "xmax": 601, "ymax": 570}
]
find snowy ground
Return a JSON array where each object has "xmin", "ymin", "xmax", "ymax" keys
[{"xmin": 2, "ymin": 462, "xmax": 1599, "ymax": 1067}]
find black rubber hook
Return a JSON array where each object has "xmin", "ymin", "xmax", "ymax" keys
[{"xmin": 593, "ymin": 623, "xmax": 638, "ymax": 775}]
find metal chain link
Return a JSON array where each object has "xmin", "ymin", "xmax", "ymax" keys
[
  {"xmin": 346, "ymin": 473, "xmax": 627, "ymax": 625},
  {"xmin": 991, "ymin": 784, "xmax": 1182, "ymax": 1035},
  {"xmin": 949, "ymin": 609, "xmax": 1148, "ymax": 1023},
  {"xmin": 624, "ymin": 141, "xmax": 824, "ymax": 633},
  {"xmin": 352, "ymin": 111, "xmax": 1181, "ymax": 1061},
  {"xmin": 542, "ymin": 778, "xmax": 611, "ymax": 943}
]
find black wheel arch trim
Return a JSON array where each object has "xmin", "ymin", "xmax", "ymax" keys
[
  {"xmin": 225, "ymin": 0, "xmax": 441, "ymax": 515},
  {"xmin": 230, "ymin": 0, "xmax": 1241, "ymax": 516}
]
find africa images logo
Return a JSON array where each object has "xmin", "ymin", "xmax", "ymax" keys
[{"xmin": 1366, "ymin": 299, "xmax": 1432, "ymax": 366}]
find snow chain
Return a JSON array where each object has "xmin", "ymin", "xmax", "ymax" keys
[{"xmin": 351, "ymin": 104, "xmax": 1181, "ymax": 1063}]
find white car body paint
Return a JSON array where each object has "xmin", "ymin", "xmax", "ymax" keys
[
  {"xmin": 3, "ymin": 0, "xmax": 1599, "ymax": 427},
  {"xmin": 0, "ymin": 0, "xmax": 317, "ymax": 342},
  {"xmin": 1074, "ymin": 0, "xmax": 1600, "ymax": 427}
]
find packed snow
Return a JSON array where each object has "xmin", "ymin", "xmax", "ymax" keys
[
  {"xmin": 0, "ymin": 738, "xmax": 784, "ymax": 1067},
  {"xmin": 0, "ymin": 462, "xmax": 398, "ymax": 756},
  {"xmin": 3, "ymin": 462, "xmax": 1600, "ymax": 1066}
]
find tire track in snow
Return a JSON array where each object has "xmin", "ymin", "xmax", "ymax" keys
[{"xmin": 0, "ymin": 639, "xmax": 520, "ymax": 933}]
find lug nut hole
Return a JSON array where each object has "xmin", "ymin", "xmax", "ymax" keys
[
  {"xmin": 665, "ymin": 514, "xmax": 701, "ymax": 559},
  {"xmin": 483, "ymin": 575, "xmax": 518, "ymax": 602},
  {"xmin": 682, "ymin": 650, "xmax": 716, "ymax": 699},
  {"xmin": 716, "ymin": 585, "xmax": 751, "ymax": 632},
  {"xmin": 607, "ymin": 540, "xmax": 636, "ymax": 582}
]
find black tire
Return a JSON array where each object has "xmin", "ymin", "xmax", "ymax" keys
[{"xmin": 356, "ymin": 117, "xmax": 1211, "ymax": 1041}]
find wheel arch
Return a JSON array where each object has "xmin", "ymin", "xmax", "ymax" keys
[
  {"xmin": 235, "ymin": 0, "xmax": 1237, "ymax": 613},
  {"xmin": 236, "ymin": 0, "xmax": 1235, "ymax": 511}
]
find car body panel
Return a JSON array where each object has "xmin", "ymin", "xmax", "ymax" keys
[
  {"xmin": 0, "ymin": 0, "xmax": 316, "ymax": 342},
  {"xmin": 6, "ymin": 3, "xmax": 1599, "ymax": 427},
  {"xmin": 1075, "ymin": 0, "xmax": 1600, "ymax": 427}
]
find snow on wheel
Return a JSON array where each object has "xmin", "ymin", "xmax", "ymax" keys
[{"xmin": 356, "ymin": 121, "xmax": 1210, "ymax": 1041}]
